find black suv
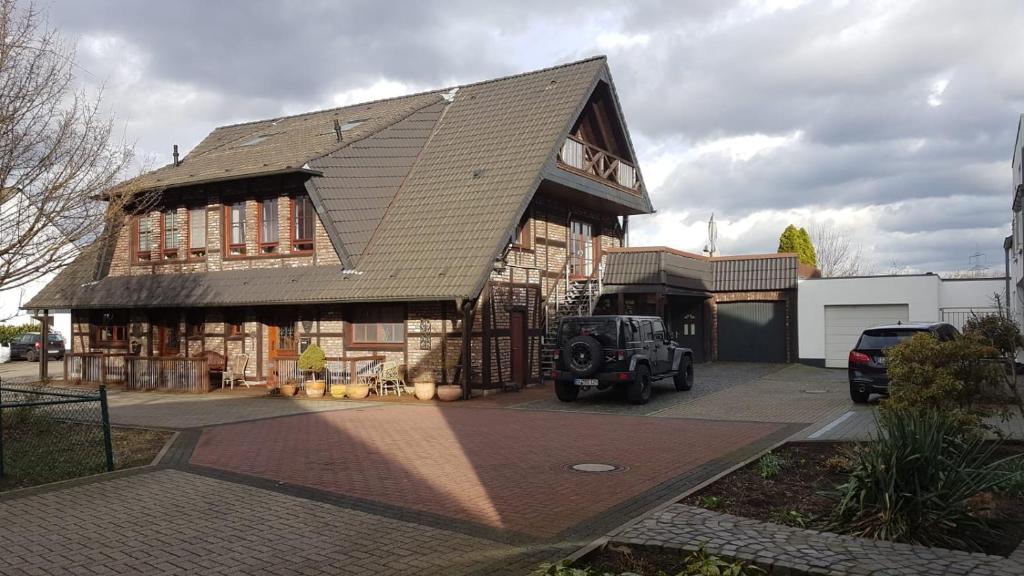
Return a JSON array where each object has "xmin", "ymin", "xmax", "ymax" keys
[
  {"xmin": 9, "ymin": 332, "xmax": 65, "ymax": 362},
  {"xmin": 551, "ymin": 315, "xmax": 694, "ymax": 405},
  {"xmin": 848, "ymin": 321, "xmax": 958, "ymax": 403}
]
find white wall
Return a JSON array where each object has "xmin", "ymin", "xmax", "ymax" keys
[
  {"xmin": 799, "ymin": 274, "xmax": 946, "ymax": 363},
  {"xmin": 799, "ymin": 275, "xmax": 1009, "ymax": 362}
]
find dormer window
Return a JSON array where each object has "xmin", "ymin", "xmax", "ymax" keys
[
  {"xmin": 291, "ymin": 196, "xmax": 314, "ymax": 252},
  {"xmin": 135, "ymin": 215, "xmax": 152, "ymax": 261},
  {"xmin": 227, "ymin": 201, "xmax": 246, "ymax": 255},
  {"xmin": 189, "ymin": 207, "xmax": 206, "ymax": 257},
  {"xmin": 259, "ymin": 198, "xmax": 279, "ymax": 253},
  {"xmin": 161, "ymin": 210, "xmax": 179, "ymax": 259}
]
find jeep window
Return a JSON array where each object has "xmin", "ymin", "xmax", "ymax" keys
[
  {"xmin": 652, "ymin": 319, "xmax": 666, "ymax": 341},
  {"xmin": 640, "ymin": 320, "xmax": 653, "ymax": 341},
  {"xmin": 560, "ymin": 318, "xmax": 619, "ymax": 347}
]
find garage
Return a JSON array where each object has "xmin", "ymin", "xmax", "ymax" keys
[
  {"xmin": 717, "ymin": 301, "xmax": 786, "ymax": 362},
  {"xmin": 823, "ymin": 304, "xmax": 909, "ymax": 368}
]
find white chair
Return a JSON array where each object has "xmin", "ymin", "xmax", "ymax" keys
[{"xmin": 223, "ymin": 353, "xmax": 250, "ymax": 389}]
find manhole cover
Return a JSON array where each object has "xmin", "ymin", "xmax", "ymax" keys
[
  {"xmin": 570, "ymin": 463, "xmax": 622, "ymax": 473},
  {"xmin": 803, "ymin": 389, "xmax": 828, "ymax": 394}
]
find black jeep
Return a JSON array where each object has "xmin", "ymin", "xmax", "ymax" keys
[{"xmin": 551, "ymin": 315, "xmax": 694, "ymax": 405}]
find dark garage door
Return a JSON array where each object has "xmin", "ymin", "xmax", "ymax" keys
[{"xmin": 717, "ymin": 301, "xmax": 786, "ymax": 362}]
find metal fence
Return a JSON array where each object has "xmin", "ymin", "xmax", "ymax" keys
[{"xmin": 0, "ymin": 380, "xmax": 113, "ymax": 486}]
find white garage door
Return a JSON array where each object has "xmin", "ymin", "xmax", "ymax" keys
[{"xmin": 824, "ymin": 304, "xmax": 909, "ymax": 368}]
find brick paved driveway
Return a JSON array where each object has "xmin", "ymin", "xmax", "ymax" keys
[{"xmin": 191, "ymin": 405, "xmax": 789, "ymax": 539}]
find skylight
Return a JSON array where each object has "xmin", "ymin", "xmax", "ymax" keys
[
  {"xmin": 238, "ymin": 135, "xmax": 270, "ymax": 147},
  {"xmin": 338, "ymin": 119, "xmax": 366, "ymax": 131}
]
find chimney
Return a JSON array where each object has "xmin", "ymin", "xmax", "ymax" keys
[
  {"xmin": 333, "ymin": 119, "xmax": 343, "ymax": 142},
  {"xmin": 172, "ymin": 144, "xmax": 180, "ymax": 166}
]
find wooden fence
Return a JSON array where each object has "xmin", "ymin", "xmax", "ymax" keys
[
  {"xmin": 64, "ymin": 353, "xmax": 127, "ymax": 385},
  {"xmin": 124, "ymin": 356, "xmax": 211, "ymax": 393},
  {"xmin": 273, "ymin": 355, "xmax": 384, "ymax": 393}
]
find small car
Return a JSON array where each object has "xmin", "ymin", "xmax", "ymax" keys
[
  {"xmin": 9, "ymin": 332, "xmax": 66, "ymax": 362},
  {"xmin": 848, "ymin": 321, "xmax": 958, "ymax": 403},
  {"xmin": 551, "ymin": 315, "xmax": 694, "ymax": 405}
]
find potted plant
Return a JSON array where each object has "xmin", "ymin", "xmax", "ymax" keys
[
  {"xmin": 347, "ymin": 379, "xmax": 370, "ymax": 399},
  {"xmin": 330, "ymin": 382, "xmax": 347, "ymax": 398},
  {"xmin": 299, "ymin": 343, "xmax": 327, "ymax": 398},
  {"xmin": 414, "ymin": 380, "xmax": 436, "ymax": 401},
  {"xmin": 280, "ymin": 378, "xmax": 299, "ymax": 397},
  {"xmin": 437, "ymin": 384, "xmax": 461, "ymax": 401}
]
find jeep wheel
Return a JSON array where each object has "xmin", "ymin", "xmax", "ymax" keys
[
  {"xmin": 25, "ymin": 350, "xmax": 38, "ymax": 362},
  {"xmin": 628, "ymin": 365, "xmax": 653, "ymax": 405},
  {"xmin": 564, "ymin": 335, "xmax": 603, "ymax": 377},
  {"xmin": 555, "ymin": 380, "xmax": 579, "ymax": 402},
  {"xmin": 850, "ymin": 384, "xmax": 870, "ymax": 404},
  {"xmin": 674, "ymin": 357, "xmax": 694, "ymax": 391}
]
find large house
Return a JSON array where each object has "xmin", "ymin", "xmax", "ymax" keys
[
  {"xmin": 27, "ymin": 57, "xmax": 654, "ymax": 395},
  {"xmin": 1009, "ymin": 114, "xmax": 1024, "ymax": 327}
]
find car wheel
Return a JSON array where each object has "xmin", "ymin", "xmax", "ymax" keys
[
  {"xmin": 674, "ymin": 357, "xmax": 693, "ymax": 391},
  {"xmin": 628, "ymin": 365, "xmax": 653, "ymax": 405},
  {"xmin": 850, "ymin": 384, "xmax": 870, "ymax": 404},
  {"xmin": 555, "ymin": 380, "xmax": 579, "ymax": 402},
  {"xmin": 25, "ymin": 350, "xmax": 38, "ymax": 362}
]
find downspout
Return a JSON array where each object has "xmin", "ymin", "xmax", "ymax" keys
[{"xmin": 1005, "ymin": 235, "xmax": 1013, "ymax": 318}]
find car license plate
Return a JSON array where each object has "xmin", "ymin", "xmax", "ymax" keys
[
  {"xmin": 575, "ymin": 378, "xmax": 598, "ymax": 386},
  {"xmin": 876, "ymin": 357, "xmax": 886, "ymax": 366}
]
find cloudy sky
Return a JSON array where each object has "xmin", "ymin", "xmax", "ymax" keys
[{"xmin": 46, "ymin": 0, "xmax": 1024, "ymax": 275}]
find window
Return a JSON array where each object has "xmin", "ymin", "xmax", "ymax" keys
[
  {"xmin": 189, "ymin": 207, "xmax": 206, "ymax": 257},
  {"xmin": 259, "ymin": 198, "xmax": 279, "ymax": 253},
  {"xmin": 135, "ymin": 215, "xmax": 152, "ymax": 261},
  {"xmin": 186, "ymin": 310, "xmax": 205, "ymax": 337},
  {"xmin": 162, "ymin": 210, "xmax": 180, "ymax": 259},
  {"xmin": 276, "ymin": 323, "xmax": 296, "ymax": 351},
  {"xmin": 227, "ymin": 201, "xmax": 246, "ymax": 255},
  {"xmin": 652, "ymin": 319, "xmax": 666, "ymax": 341},
  {"xmin": 91, "ymin": 310, "xmax": 128, "ymax": 347},
  {"xmin": 291, "ymin": 196, "xmax": 314, "ymax": 252},
  {"xmin": 226, "ymin": 312, "xmax": 244, "ymax": 338},
  {"xmin": 639, "ymin": 320, "xmax": 653, "ymax": 341},
  {"xmin": 514, "ymin": 214, "xmax": 532, "ymax": 249},
  {"xmin": 351, "ymin": 305, "xmax": 404, "ymax": 345}
]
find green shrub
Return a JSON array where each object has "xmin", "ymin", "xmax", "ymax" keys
[
  {"xmin": 757, "ymin": 451, "xmax": 784, "ymax": 479},
  {"xmin": 0, "ymin": 323, "xmax": 38, "ymax": 346},
  {"xmin": 698, "ymin": 495, "xmax": 727, "ymax": 510},
  {"xmin": 768, "ymin": 508, "xmax": 812, "ymax": 528},
  {"xmin": 681, "ymin": 546, "xmax": 765, "ymax": 576},
  {"xmin": 298, "ymin": 343, "xmax": 326, "ymax": 378},
  {"xmin": 994, "ymin": 457, "xmax": 1024, "ymax": 497},
  {"xmin": 828, "ymin": 408, "xmax": 1020, "ymax": 550},
  {"xmin": 884, "ymin": 332, "xmax": 1001, "ymax": 429}
]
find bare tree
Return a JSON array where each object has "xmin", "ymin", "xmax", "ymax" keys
[
  {"xmin": 810, "ymin": 221, "xmax": 867, "ymax": 277},
  {"xmin": 0, "ymin": 0, "xmax": 142, "ymax": 296}
]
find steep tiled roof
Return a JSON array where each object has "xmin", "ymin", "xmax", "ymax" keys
[{"xmin": 29, "ymin": 56, "xmax": 631, "ymax": 309}]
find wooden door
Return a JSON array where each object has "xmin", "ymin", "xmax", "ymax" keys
[
  {"xmin": 158, "ymin": 317, "xmax": 181, "ymax": 356},
  {"xmin": 269, "ymin": 322, "xmax": 297, "ymax": 361},
  {"xmin": 510, "ymin": 311, "xmax": 527, "ymax": 388},
  {"xmin": 569, "ymin": 220, "xmax": 593, "ymax": 279}
]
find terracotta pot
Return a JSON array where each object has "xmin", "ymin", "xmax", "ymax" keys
[
  {"xmin": 305, "ymin": 380, "xmax": 326, "ymax": 398},
  {"xmin": 330, "ymin": 383, "xmax": 347, "ymax": 398},
  {"xmin": 436, "ymin": 385, "xmax": 461, "ymax": 402},
  {"xmin": 414, "ymin": 382, "xmax": 436, "ymax": 401},
  {"xmin": 280, "ymin": 383, "xmax": 298, "ymax": 397},
  {"xmin": 347, "ymin": 383, "xmax": 370, "ymax": 399}
]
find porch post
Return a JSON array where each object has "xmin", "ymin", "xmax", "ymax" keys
[
  {"xmin": 39, "ymin": 309, "xmax": 49, "ymax": 381},
  {"xmin": 461, "ymin": 300, "xmax": 472, "ymax": 400}
]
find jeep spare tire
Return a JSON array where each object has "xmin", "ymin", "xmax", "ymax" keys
[{"xmin": 565, "ymin": 335, "xmax": 603, "ymax": 377}]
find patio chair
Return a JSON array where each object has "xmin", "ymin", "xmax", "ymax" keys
[
  {"xmin": 223, "ymin": 353, "xmax": 250, "ymax": 389},
  {"xmin": 376, "ymin": 361, "xmax": 406, "ymax": 396}
]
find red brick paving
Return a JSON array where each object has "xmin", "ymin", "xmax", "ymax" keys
[{"xmin": 191, "ymin": 405, "xmax": 784, "ymax": 538}]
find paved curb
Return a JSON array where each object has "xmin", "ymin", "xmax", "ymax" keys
[{"xmin": 559, "ymin": 430, "xmax": 796, "ymax": 567}]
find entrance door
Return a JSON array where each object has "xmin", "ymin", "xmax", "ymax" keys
[
  {"xmin": 509, "ymin": 311, "xmax": 527, "ymax": 388},
  {"xmin": 269, "ymin": 322, "xmax": 297, "ymax": 362},
  {"xmin": 157, "ymin": 315, "xmax": 181, "ymax": 356},
  {"xmin": 569, "ymin": 220, "xmax": 594, "ymax": 278}
]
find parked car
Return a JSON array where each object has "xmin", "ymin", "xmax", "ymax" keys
[
  {"xmin": 9, "ymin": 332, "xmax": 65, "ymax": 362},
  {"xmin": 848, "ymin": 321, "xmax": 958, "ymax": 404},
  {"xmin": 551, "ymin": 315, "xmax": 694, "ymax": 405}
]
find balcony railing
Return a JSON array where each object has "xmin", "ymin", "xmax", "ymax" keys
[
  {"xmin": 124, "ymin": 356, "xmax": 211, "ymax": 393},
  {"xmin": 557, "ymin": 135, "xmax": 640, "ymax": 194}
]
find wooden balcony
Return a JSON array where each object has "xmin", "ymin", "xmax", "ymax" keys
[{"xmin": 556, "ymin": 135, "xmax": 641, "ymax": 195}]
